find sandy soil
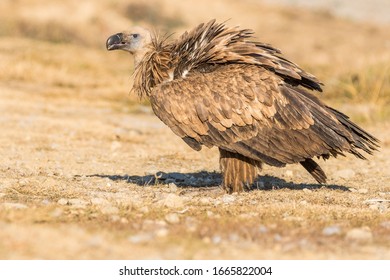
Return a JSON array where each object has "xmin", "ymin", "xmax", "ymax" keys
[
  {"xmin": 0, "ymin": 0, "xmax": 389, "ymax": 260},
  {"xmin": 1, "ymin": 76, "xmax": 389, "ymax": 259}
]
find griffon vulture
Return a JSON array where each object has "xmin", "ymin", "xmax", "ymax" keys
[{"xmin": 106, "ymin": 20, "xmax": 379, "ymax": 193}]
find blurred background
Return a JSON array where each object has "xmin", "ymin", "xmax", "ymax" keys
[
  {"xmin": 1, "ymin": 0, "xmax": 389, "ymax": 121},
  {"xmin": 1, "ymin": 0, "xmax": 390, "ymax": 260}
]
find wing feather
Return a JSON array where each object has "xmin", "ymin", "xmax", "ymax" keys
[{"xmin": 149, "ymin": 64, "xmax": 369, "ymax": 166}]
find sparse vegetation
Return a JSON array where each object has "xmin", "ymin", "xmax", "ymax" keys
[
  {"xmin": 0, "ymin": 0, "xmax": 389, "ymax": 259},
  {"xmin": 325, "ymin": 63, "xmax": 390, "ymax": 122}
]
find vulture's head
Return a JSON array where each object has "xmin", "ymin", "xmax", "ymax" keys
[{"xmin": 106, "ymin": 27, "xmax": 151, "ymax": 64}]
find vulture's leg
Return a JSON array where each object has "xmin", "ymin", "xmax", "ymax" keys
[
  {"xmin": 219, "ymin": 148, "xmax": 262, "ymax": 193},
  {"xmin": 300, "ymin": 158, "xmax": 327, "ymax": 184}
]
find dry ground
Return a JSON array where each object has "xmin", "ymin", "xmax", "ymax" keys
[
  {"xmin": 0, "ymin": 0, "xmax": 390, "ymax": 259},
  {"xmin": 1, "ymin": 79, "xmax": 389, "ymax": 259}
]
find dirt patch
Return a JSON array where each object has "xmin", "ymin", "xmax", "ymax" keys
[
  {"xmin": 1, "ymin": 80, "xmax": 389, "ymax": 259},
  {"xmin": 0, "ymin": 0, "xmax": 389, "ymax": 260}
]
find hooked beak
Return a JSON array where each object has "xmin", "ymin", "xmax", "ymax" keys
[{"xmin": 106, "ymin": 33, "xmax": 126, "ymax": 51}]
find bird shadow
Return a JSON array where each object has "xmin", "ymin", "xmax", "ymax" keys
[
  {"xmin": 86, "ymin": 171, "xmax": 221, "ymax": 188},
  {"xmin": 85, "ymin": 171, "xmax": 350, "ymax": 192}
]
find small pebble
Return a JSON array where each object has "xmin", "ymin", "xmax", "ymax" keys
[
  {"xmin": 86, "ymin": 236, "xmax": 104, "ymax": 248},
  {"xmin": 2, "ymin": 202, "xmax": 28, "ymax": 209},
  {"xmin": 334, "ymin": 169, "xmax": 356, "ymax": 179},
  {"xmin": 68, "ymin": 198, "xmax": 88, "ymax": 209},
  {"xmin": 345, "ymin": 227, "xmax": 373, "ymax": 243},
  {"xmin": 274, "ymin": 234, "xmax": 282, "ymax": 242},
  {"xmin": 165, "ymin": 213, "xmax": 180, "ymax": 224},
  {"xmin": 221, "ymin": 194, "xmax": 236, "ymax": 204},
  {"xmin": 41, "ymin": 199, "xmax": 51, "ymax": 205},
  {"xmin": 322, "ymin": 225, "xmax": 341, "ymax": 236},
  {"xmin": 258, "ymin": 225, "xmax": 268, "ymax": 234},
  {"xmin": 206, "ymin": 210, "xmax": 214, "ymax": 217},
  {"xmin": 18, "ymin": 179, "xmax": 29, "ymax": 186},
  {"xmin": 168, "ymin": 182, "xmax": 178, "ymax": 192},
  {"xmin": 368, "ymin": 204, "xmax": 388, "ymax": 211},
  {"xmin": 142, "ymin": 220, "xmax": 167, "ymax": 231},
  {"xmin": 364, "ymin": 199, "xmax": 390, "ymax": 212},
  {"xmin": 155, "ymin": 228, "xmax": 169, "ymax": 237},
  {"xmin": 50, "ymin": 208, "xmax": 63, "ymax": 218},
  {"xmin": 212, "ymin": 235, "xmax": 222, "ymax": 244},
  {"xmin": 199, "ymin": 197, "xmax": 213, "ymax": 205},
  {"xmin": 299, "ymin": 200, "xmax": 308, "ymax": 205},
  {"xmin": 57, "ymin": 198, "xmax": 68, "ymax": 205},
  {"xmin": 184, "ymin": 217, "xmax": 198, "ymax": 232},
  {"xmin": 139, "ymin": 206, "xmax": 149, "ymax": 214},
  {"xmin": 128, "ymin": 233, "xmax": 154, "ymax": 244},
  {"xmin": 110, "ymin": 215, "xmax": 120, "ymax": 222},
  {"xmin": 358, "ymin": 188, "xmax": 368, "ymax": 194},
  {"xmin": 162, "ymin": 193, "xmax": 185, "ymax": 209},
  {"xmin": 377, "ymin": 192, "xmax": 390, "ymax": 196}
]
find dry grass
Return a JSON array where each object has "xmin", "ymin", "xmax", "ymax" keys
[
  {"xmin": 0, "ymin": 0, "xmax": 390, "ymax": 260},
  {"xmin": 325, "ymin": 63, "xmax": 390, "ymax": 122}
]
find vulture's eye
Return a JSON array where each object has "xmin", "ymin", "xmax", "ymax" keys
[{"xmin": 132, "ymin": 34, "xmax": 139, "ymax": 39}]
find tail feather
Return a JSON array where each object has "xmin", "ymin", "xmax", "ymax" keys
[
  {"xmin": 287, "ymin": 84, "xmax": 380, "ymax": 159},
  {"xmin": 300, "ymin": 158, "xmax": 327, "ymax": 184},
  {"xmin": 219, "ymin": 148, "xmax": 262, "ymax": 193},
  {"xmin": 326, "ymin": 106, "xmax": 380, "ymax": 157}
]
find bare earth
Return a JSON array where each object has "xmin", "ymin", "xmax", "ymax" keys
[
  {"xmin": 1, "ymin": 73, "xmax": 389, "ymax": 260},
  {"xmin": 0, "ymin": 0, "xmax": 390, "ymax": 260}
]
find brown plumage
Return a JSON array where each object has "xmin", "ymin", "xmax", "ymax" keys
[{"xmin": 106, "ymin": 20, "xmax": 379, "ymax": 193}]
